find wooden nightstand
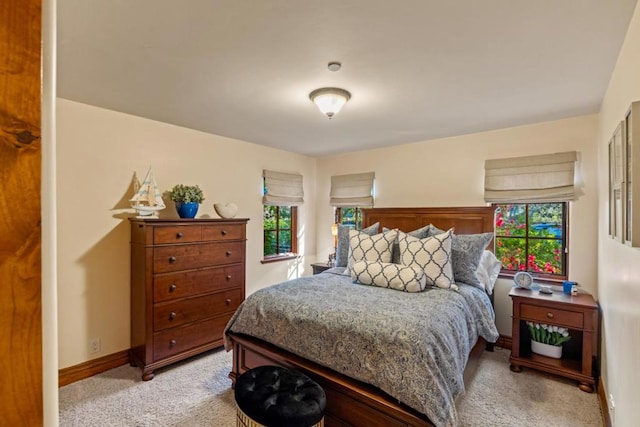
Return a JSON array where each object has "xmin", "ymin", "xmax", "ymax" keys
[
  {"xmin": 311, "ymin": 262, "xmax": 332, "ymax": 275},
  {"xmin": 509, "ymin": 287, "xmax": 599, "ymax": 392}
]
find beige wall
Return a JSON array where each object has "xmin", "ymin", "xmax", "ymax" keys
[
  {"xmin": 57, "ymin": 98, "xmax": 602, "ymax": 380},
  {"xmin": 56, "ymin": 99, "xmax": 317, "ymax": 368},
  {"xmin": 316, "ymin": 114, "xmax": 599, "ymax": 336},
  {"xmin": 597, "ymin": 3, "xmax": 640, "ymax": 426}
]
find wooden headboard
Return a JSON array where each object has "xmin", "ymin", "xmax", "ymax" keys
[{"xmin": 362, "ymin": 206, "xmax": 496, "ymax": 250}]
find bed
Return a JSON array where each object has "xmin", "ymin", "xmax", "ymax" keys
[{"xmin": 225, "ymin": 207, "xmax": 499, "ymax": 427}]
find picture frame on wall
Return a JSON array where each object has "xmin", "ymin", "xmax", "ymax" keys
[
  {"xmin": 624, "ymin": 101, "xmax": 640, "ymax": 247},
  {"xmin": 609, "ymin": 121, "xmax": 624, "ymax": 242}
]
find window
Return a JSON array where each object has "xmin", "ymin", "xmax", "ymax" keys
[
  {"xmin": 335, "ymin": 207, "xmax": 363, "ymax": 230},
  {"xmin": 261, "ymin": 169, "xmax": 303, "ymax": 262},
  {"xmin": 494, "ymin": 203, "xmax": 568, "ymax": 280},
  {"xmin": 263, "ymin": 205, "xmax": 297, "ymax": 259}
]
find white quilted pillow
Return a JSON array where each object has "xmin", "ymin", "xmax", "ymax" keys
[
  {"xmin": 351, "ymin": 261, "xmax": 427, "ymax": 293},
  {"xmin": 398, "ymin": 229, "xmax": 457, "ymax": 291},
  {"xmin": 346, "ymin": 229, "xmax": 398, "ymax": 274}
]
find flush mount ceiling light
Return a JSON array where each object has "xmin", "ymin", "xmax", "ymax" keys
[{"xmin": 309, "ymin": 87, "xmax": 351, "ymax": 119}]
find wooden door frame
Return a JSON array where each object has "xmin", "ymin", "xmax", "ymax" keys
[{"xmin": 0, "ymin": 0, "xmax": 49, "ymax": 425}]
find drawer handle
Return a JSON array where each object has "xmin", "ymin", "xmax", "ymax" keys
[
  {"xmin": 226, "ymin": 251, "xmax": 232, "ymax": 256},
  {"xmin": 169, "ymin": 284, "xmax": 177, "ymax": 292},
  {"xmin": 169, "ymin": 339, "xmax": 177, "ymax": 347},
  {"xmin": 176, "ymin": 232, "xmax": 183, "ymax": 239},
  {"xmin": 221, "ymin": 229, "xmax": 227, "ymax": 236},
  {"xmin": 169, "ymin": 256, "xmax": 177, "ymax": 263},
  {"xmin": 169, "ymin": 312, "xmax": 176, "ymax": 320},
  {"xmin": 226, "ymin": 275, "xmax": 232, "ymax": 280},
  {"xmin": 546, "ymin": 312, "xmax": 554, "ymax": 319},
  {"xmin": 225, "ymin": 298, "xmax": 231, "ymax": 305}
]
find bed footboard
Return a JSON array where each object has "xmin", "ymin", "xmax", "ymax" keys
[{"xmin": 228, "ymin": 332, "xmax": 487, "ymax": 427}]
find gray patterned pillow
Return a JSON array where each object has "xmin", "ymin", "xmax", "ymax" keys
[
  {"xmin": 383, "ymin": 224, "xmax": 432, "ymax": 264},
  {"xmin": 351, "ymin": 261, "xmax": 427, "ymax": 293},
  {"xmin": 335, "ymin": 222, "xmax": 379, "ymax": 267},
  {"xmin": 429, "ymin": 226, "xmax": 494, "ymax": 287},
  {"xmin": 399, "ymin": 229, "xmax": 456, "ymax": 290},
  {"xmin": 346, "ymin": 229, "xmax": 397, "ymax": 274}
]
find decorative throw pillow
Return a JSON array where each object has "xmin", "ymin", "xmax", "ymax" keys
[
  {"xmin": 351, "ymin": 261, "xmax": 427, "ymax": 293},
  {"xmin": 399, "ymin": 229, "xmax": 456, "ymax": 290},
  {"xmin": 345, "ymin": 228, "xmax": 397, "ymax": 274},
  {"xmin": 476, "ymin": 250, "xmax": 502, "ymax": 295},
  {"xmin": 429, "ymin": 226, "xmax": 494, "ymax": 287},
  {"xmin": 335, "ymin": 222, "xmax": 379, "ymax": 267},
  {"xmin": 383, "ymin": 224, "xmax": 432, "ymax": 264}
]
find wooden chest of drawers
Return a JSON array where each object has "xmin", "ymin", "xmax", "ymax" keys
[{"xmin": 129, "ymin": 218, "xmax": 248, "ymax": 380}]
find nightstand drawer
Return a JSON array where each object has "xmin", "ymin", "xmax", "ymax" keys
[{"xmin": 520, "ymin": 303, "xmax": 584, "ymax": 329}]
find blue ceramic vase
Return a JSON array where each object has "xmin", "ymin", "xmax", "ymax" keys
[{"xmin": 175, "ymin": 202, "xmax": 199, "ymax": 219}]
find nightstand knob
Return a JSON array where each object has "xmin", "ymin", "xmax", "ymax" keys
[
  {"xmin": 221, "ymin": 229, "xmax": 227, "ymax": 236},
  {"xmin": 169, "ymin": 339, "xmax": 177, "ymax": 347},
  {"xmin": 169, "ymin": 312, "xmax": 176, "ymax": 320},
  {"xmin": 176, "ymin": 232, "xmax": 183, "ymax": 239},
  {"xmin": 226, "ymin": 275, "xmax": 232, "ymax": 280},
  {"xmin": 547, "ymin": 312, "xmax": 554, "ymax": 319},
  {"xmin": 226, "ymin": 251, "xmax": 232, "ymax": 256},
  {"xmin": 225, "ymin": 298, "xmax": 231, "ymax": 305},
  {"xmin": 169, "ymin": 256, "xmax": 177, "ymax": 263},
  {"xmin": 169, "ymin": 284, "xmax": 177, "ymax": 292}
]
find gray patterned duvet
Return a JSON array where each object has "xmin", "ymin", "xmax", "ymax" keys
[{"xmin": 224, "ymin": 268, "xmax": 499, "ymax": 427}]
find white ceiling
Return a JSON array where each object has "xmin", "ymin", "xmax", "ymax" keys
[{"xmin": 57, "ymin": 0, "xmax": 637, "ymax": 157}]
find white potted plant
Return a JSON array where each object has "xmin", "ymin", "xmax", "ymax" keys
[
  {"xmin": 168, "ymin": 184, "xmax": 205, "ymax": 218},
  {"xmin": 527, "ymin": 321, "xmax": 571, "ymax": 359}
]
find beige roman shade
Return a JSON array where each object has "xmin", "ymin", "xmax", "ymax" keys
[
  {"xmin": 484, "ymin": 151, "xmax": 577, "ymax": 203},
  {"xmin": 330, "ymin": 172, "xmax": 375, "ymax": 207},
  {"xmin": 262, "ymin": 170, "xmax": 304, "ymax": 206}
]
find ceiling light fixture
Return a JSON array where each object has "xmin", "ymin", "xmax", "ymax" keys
[{"xmin": 309, "ymin": 87, "xmax": 351, "ymax": 119}]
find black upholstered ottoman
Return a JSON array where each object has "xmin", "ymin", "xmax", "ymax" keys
[{"xmin": 234, "ymin": 366, "xmax": 326, "ymax": 427}]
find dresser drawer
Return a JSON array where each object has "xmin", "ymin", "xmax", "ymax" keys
[
  {"xmin": 202, "ymin": 224, "xmax": 244, "ymax": 241},
  {"xmin": 153, "ymin": 241, "xmax": 244, "ymax": 273},
  {"xmin": 153, "ymin": 314, "xmax": 231, "ymax": 361},
  {"xmin": 520, "ymin": 303, "xmax": 584, "ymax": 329},
  {"xmin": 154, "ymin": 264, "xmax": 245, "ymax": 302},
  {"xmin": 154, "ymin": 226, "xmax": 202, "ymax": 244},
  {"xmin": 154, "ymin": 288, "xmax": 243, "ymax": 331}
]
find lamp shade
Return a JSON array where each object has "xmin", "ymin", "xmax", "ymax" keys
[{"xmin": 309, "ymin": 87, "xmax": 351, "ymax": 119}]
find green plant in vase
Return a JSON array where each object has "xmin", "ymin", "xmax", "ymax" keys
[
  {"xmin": 527, "ymin": 322, "xmax": 571, "ymax": 345},
  {"xmin": 527, "ymin": 321, "xmax": 571, "ymax": 359},
  {"xmin": 168, "ymin": 184, "xmax": 205, "ymax": 218}
]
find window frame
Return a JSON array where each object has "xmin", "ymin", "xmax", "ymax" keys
[
  {"xmin": 494, "ymin": 202, "xmax": 570, "ymax": 284},
  {"xmin": 335, "ymin": 207, "xmax": 364, "ymax": 230},
  {"xmin": 261, "ymin": 205, "xmax": 298, "ymax": 263}
]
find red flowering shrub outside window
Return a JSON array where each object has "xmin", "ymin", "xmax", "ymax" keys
[{"xmin": 494, "ymin": 203, "xmax": 568, "ymax": 280}]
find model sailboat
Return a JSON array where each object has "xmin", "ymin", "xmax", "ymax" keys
[{"xmin": 130, "ymin": 168, "xmax": 166, "ymax": 218}]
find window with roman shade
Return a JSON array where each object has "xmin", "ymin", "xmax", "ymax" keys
[
  {"xmin": 486, "ymin": 152, "xmax": 576, "ymax": 282},
  {"xmin": 484, "ymin": 151, "xmax": 577, "ymax": 203},
  {"xmin": 262, "ymin": 170, "xmax": 303, "ymax": 261},
  {"xmin": 330, "ymin": 172, "xmax": 375, "ymax": 207}
]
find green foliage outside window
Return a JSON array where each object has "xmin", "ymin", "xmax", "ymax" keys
[
  {"xmin": 338, "ymin": 207, "xmax": 362, "ymax": 229},
  {"xmin": 264, "ymin": 205, "xmax": 292, "ymax": 256},
  {"xmin": 495, "ymin": 203, "xmax": 566, "ymax": 276}
]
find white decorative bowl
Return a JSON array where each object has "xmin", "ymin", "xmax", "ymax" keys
[{"xmin": 214, "ymin": 202, "xmax": 238, "ymax": 219}]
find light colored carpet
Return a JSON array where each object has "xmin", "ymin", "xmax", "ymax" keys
[{"xmin": 59, "ymin": 347, "xmax": 602, "ymax": 426}]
